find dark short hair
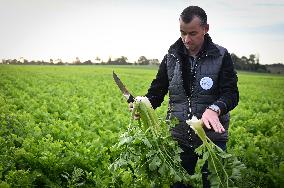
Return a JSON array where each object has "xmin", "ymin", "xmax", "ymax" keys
[{"xmin": 180, "ymin": 6, "xmax": 207, "ymax": 26}]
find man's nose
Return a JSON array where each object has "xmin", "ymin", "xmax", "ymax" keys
[{"xmin": 184, "ymin": 35, "xmax": 191, "ymax": 43}]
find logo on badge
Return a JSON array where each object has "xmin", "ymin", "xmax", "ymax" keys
[{"xmin": 200, "ymin": 77, "xmax": 213, "ymax": 90}]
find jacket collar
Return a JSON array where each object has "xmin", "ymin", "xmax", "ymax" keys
[{"xmin": 168, "ymin": 34, "xmax": 221, "ymax": 58}]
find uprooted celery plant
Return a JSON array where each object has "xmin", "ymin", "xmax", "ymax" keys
[
  {"xmin": 110, "ymin": 97, "xmax": 245, "ymax": 187},
  {"xmin": 187, "ymin": 117, "xmax": 246, "ymax": 188},
  {"xmin": 109, "ymin": 97, "xmax": 191, "ymax": 187}
]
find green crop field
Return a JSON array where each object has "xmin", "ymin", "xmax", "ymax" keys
[{"xmin": 0, "ymin": 65, "xmax": 283, "ymax": 187}]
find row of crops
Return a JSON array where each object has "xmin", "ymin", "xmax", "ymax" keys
[{"xmin": 0, "ymin": 65, "xmax": 283, "ymax": 187}]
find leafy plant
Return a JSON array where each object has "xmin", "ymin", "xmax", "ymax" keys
[
  {"xmin": 187, "ymin": 117, "xmax": 246, "ymax": 187},
  {"xmin": 111, "ymin": 97, "xmax": 246, "ymax": 187},
  {"xmin": 61, "ymin": 167, "xmax": 85, "ymax": 188},
  {"xmin": 110, "ymin": 97, "xmax": 192, "ymax": 187},
  {"xmin": 0, "ymin": 65, "xmax": 283, "ymax": 187}
]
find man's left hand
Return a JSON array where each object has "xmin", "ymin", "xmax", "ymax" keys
[{"xmin": 201, "ymin": 109, "xmax": 225, "ymax": 133}]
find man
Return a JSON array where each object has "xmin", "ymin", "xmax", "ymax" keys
[{"xmin": 131, "ymin": 6, "xmax": 239, "ymax": 188}]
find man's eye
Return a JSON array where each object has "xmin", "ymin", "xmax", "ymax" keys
[{"xmin": 180, "ymin": 31, "xmax": 186, "ymax": 36}]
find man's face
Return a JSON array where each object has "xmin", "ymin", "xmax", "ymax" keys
[{"xmin": 179, "ymin": 16, "xmax": 209, "ymax": 55}]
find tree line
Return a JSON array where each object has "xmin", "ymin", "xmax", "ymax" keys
[
  {"xmin": 1, "ymin": 54, "xmax": 283, "ymax": 74},
  {"xmin": 231, "ymin": 53, "xmax": 268, "ymax": 73},
  {"xmin": 0, "ymin": 56, "xmax": 159, "ymax": 66}
]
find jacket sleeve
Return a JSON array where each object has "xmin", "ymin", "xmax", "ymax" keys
[
  {"xmin": 213, "ymin": 50, "xmax": 239, "ymax": 115},
  {"xmin": 145, "ymin": 55, "xmax": 169, "ymax": 109}
]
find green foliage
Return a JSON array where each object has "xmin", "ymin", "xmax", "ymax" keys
[
  {"xmin": 228, "ymin": 72, "xmax": 284, "ymax": 188},
  {"xmin": 188, "ymin": 118, "xmax": 245, "ymax": 187},
  {"xmin": 110, "ymin": 100, "xmax": 191, "ymax": 187},
  {"xmin": 61, "ymin": 167, "xmax": 85, "ymax": 187},
  {"xmin": 110, "ymin": 97, "xmax": 245, "ymax": 187},
  {"xmin": 0, "ymin": 65, "xmax": 283, "ymax": 187}
]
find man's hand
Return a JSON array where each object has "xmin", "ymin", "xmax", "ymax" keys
[
  {"xmin": 201, "ymin": 109, "xmax": 225, "ymax": 133},
  {"xmin": 128, "ymin": 102, "xmax": 140, "ymax": 120}
]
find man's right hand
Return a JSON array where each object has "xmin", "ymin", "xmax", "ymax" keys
[{"xmin": 128, "ymin": 102, "xmax": 140, "ymax": 120}]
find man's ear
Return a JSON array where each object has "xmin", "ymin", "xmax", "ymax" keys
[{"xmin": 204, "ymin": 24, "xmax": 209, "ymax": 35}]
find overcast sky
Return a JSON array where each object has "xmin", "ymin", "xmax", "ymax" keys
[{"xmin": 0, "ymin": 0, "xmax": 283, "ymax": 64}]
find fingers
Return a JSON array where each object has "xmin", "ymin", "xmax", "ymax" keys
[
  {"xmin": 128, "ymin": 102, "xmax": 140, "ymax": 120},
  {"xmin": 210, "ymin": 120, "xmax": 224, "ymax": 133},
  {"xmin": 219, "ymin": 122, "xmax": 225, "ymax": 132},
  {"xmin": 202, "ymin": 118, "xmax": 211, "ymax": 130},
  {"xmin": 128, "ymin": 103, "xmax": 134, "ymax": 112},
  {"xmin": 202, "ymin": 109, "xmax": 225, "ymax": 133},
  {"xmin": 203, "ymin": 118, "xmax": 225, "ymax": 133}
]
